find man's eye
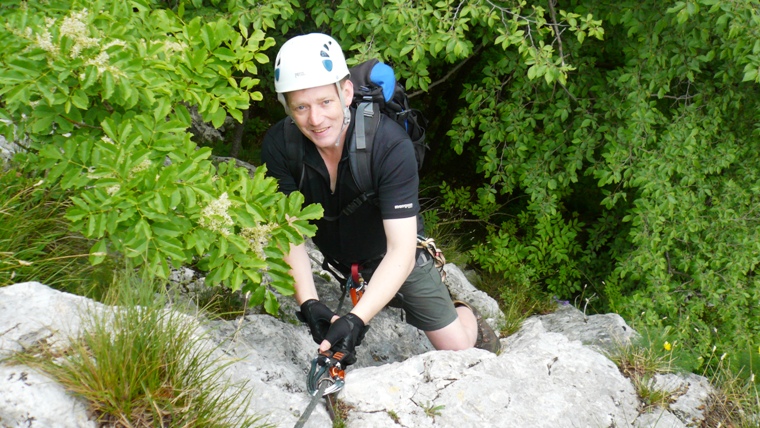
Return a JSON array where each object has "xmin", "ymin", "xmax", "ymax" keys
[
  {"xmin": 295, "ymin": 105, "xmax": 307, "ymax": 111},
  {"xmin": 323, "ymin": 99, "xmax": 331, "ymax": 105}
]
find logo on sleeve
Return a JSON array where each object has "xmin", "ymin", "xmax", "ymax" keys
[{"xmin": 394, "ymin": 203, "xmax": 414, "ymax": 210}]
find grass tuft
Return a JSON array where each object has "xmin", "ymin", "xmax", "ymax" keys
[
  {"xmin": 700, "ymin": 347, "xmax": 760, "ymax": 428},
  {"xmin": 11, "ymin": 270, "xmax": 269, "ymax": 428},
  {"xmin": 607, "ymin": 333, "xmax": 679, "ymax": 411}
]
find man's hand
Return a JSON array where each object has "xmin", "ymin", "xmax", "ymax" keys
[
  {"xmin": 296, "ymin": 299, "xmax": 337, "ymax": 344},
  {"xmin": 320, "ymin": 313, "xmax": 369, "ymax": 366}
]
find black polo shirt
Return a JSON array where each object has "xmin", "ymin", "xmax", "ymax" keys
[{"xmin": 261, "ymin": 109, "xmax": 422, "ymax": 268}]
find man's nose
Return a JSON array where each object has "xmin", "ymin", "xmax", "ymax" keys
[{"xmin": 308, "ymin": 107, "xmax": 321, "ymax": 125}]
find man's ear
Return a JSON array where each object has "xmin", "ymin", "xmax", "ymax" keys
[{"xmin": 342, "ymin": 79, "xmax": 354, "ymax": 107}]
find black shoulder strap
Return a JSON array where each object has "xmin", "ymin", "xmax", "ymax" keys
[
  {"xmin": 349, "ymin": 101, "xmax": 380, "ymax": 194},
  {"xmin": 284, "ymin": 117, "xmax": 305, "ymax": 191},
  {"xmin": 342, "ymin": 101, "xmax": 381, "ymax": 217}
]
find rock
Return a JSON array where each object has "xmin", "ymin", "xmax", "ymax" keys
[
  {"xmin": 0, "ymin": 365, "xmax": 96, "ymax": 428},
  {"xmin": 649, "ymin": 373, "xmax": 715, "ymax": 426},
  {"xmin": 536, "ymin": 302, "xmax": 641, "ymax": 354},
  {"xmin": 0, "ymin": 281, "xmax": 96, "ymax": 358},
  {"xmin": 1, "ymin": 134, "xmax": 22, "ymax": 169},
  {"xmin": 635, "ymin": 409, "xmax": 688, "ymax": 428},
  {"xmin": 0, "ymin": 265, "xmax": 718, "ymax": 427}
]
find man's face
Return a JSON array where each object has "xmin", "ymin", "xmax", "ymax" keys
[{"xmin": 287, "ymin": 81, "xmax": 353, "ymax": 149}]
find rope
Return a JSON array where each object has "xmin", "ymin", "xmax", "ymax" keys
[{"xmin": 293, "ymin": 381, "xmax": 330, "ymax": 428}]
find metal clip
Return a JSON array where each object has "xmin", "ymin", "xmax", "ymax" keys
[
  {"xmin": 306, "ymin": 351, "xmax": 346, "ymax": 396},
  {"xmin": 349, "ymin": 263, "xmax": 366, "ymax": 305}
]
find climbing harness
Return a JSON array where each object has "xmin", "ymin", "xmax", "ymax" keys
[
  {"xmin": 294, "ymin": 350, "xmax": 347, "ymax": 428},
  {"xmin": 417, "ymin": 235, "xmax": 447, "ymax": 281}
]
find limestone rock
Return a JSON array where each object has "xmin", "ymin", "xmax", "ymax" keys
[
  {"xmin": 0, "ymin": 265, "xmax": 717, "ymax": 428},
  {"xmin": 0, "ymin": 365, "xmax": 96, "ymax": 428},
  {"xmin": 537, "ymin": 302, "xmax": 640, "ymax": 354}
]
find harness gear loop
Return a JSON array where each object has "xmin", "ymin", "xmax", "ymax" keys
[
  {"xmin": 417, "ymin": 235, "xmax": 447, "ymax": 281},
  {"xmin": 348, "ymin": 263, "xmax": 365, "ymax": 305}
]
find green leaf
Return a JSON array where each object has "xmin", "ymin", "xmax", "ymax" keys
[
  {"xmin": 89, "ymin": 240, "xmax": 108, "ymax": 265},
  {"xmin": 229, "ymin": 267, "xmax": 244, "ymax": 291},
  {"xmin": 210, "ymin": 107, "xmax": 227, "ymax": 129},
  {"xmin": 213, "ymin": 47, "xmax": 236, "ymax": 62},
  {"xmin": 263, "ymin": 290, "xmax": 280, "ymax": 315},
  {"xmin": 102, "ymin": 71, "xmax": 116, "ymax": 100},
  {"xmin": 158, "ymin": 236, "xmax": 187, "ymax": 262},
  {"xmin": 153, "ymin": 221, "xmax": 183, "ymax": 237},
  {"xmin": 71, "ymin": 89, "xmax": 89, "ymax": 109}
]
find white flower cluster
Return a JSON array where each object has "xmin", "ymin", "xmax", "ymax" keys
[
  {"xmin": 35, "ymin": 31, "xmax": 58, "ymax": 55},
  {"xmin": 199, "ymin": 192, "xmax": 235, "ymax": 236},
  {"xmin": 27, "ymin": 9, "xmax": 125, "ymax": 77},
  {"xmin": 130, "ymin": 158, "xmax": 152, "ymax": 174},
  {"xmin": 60, "ymin": 9, "xmax": 99, "ymax": 58},
  {"xmin": 163, "ymin": 40, "xmax": 188, "ymax": 54},
  {"xmin": 241, "ymin": 223, "xmax": 276, "ymax": 259}
]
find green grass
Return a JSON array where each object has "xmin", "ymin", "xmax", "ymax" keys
[
  {"xmin": 699, "ymin": 347, "xmax": 760, "ymax": 428},
  {"xmin": 418, "ymin": 401, "xmax": 444, "ymax": 419},
  {"xmin": 11, "ymin": 270, "xmax": 268, "ymax": 428},
  {"xmin": 608, "ymin": 332, "xmax": 760, "ymax": 427},
  {"xmin": 607, "ymin": 340, "xmax": 677, "ymax": 411},
  {"xmin": 472, "ymin": 269, "xmax": 557, "ymax": 337},
  {"xmin": 0, "ymin": 169, "xmax": 113, "ymax": 298}
]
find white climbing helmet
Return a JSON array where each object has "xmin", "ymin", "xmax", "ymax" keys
[{"xmin": 274, "ymin": 33, "xmax": 350, "ymax": 94}]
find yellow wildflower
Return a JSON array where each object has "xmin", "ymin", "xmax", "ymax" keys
[{"xmin": 663, "ymin": 341, "xmax": 672, "ymax": 351}]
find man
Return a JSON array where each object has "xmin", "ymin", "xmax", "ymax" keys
[{"xmin": 261, "ymin": 33, "xmax": 499, "ymax": 365}]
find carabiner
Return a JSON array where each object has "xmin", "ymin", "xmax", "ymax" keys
[
  {"xmin": 306, "ymin": 350, "xmax": 347, "ymax": 396},
  {"xmin": 348, "ymin": 263, "xmax": 365, "ymax": 305}
]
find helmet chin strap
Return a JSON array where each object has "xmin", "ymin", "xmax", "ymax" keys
[
  {"xmin": 334, "ymin": 81, "xmax": 351, "ymax": 147},
  {"xmin": 334, "ymin": 107, "xmax": 350, "ymax": 147}
]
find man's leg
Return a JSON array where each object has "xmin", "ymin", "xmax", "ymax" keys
[
  {"xmin": 397, "ymin": 258, "xmax": 479, "ymax": 350},
  {"xmin": 424, "ymin": 306, "xmax": 478, "ymax": 350}
]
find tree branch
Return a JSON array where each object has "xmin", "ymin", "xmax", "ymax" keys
[
  {"xmin": 407, "ymin": 44, "xmax": 484, "ymax": 98},
  {"xmin": 547, "ymin": 0, "xmax": 566, "ymax": 68}
]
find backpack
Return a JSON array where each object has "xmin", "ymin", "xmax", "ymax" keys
[{"xmin": 284, "ymin": 59, "xmax": 429, "ymax": 217}]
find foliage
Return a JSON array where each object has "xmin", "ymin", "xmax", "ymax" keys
[
  {"xmin": 0, "ymin": 168, "xmax": 113, "ymax": 297},
  {"xmin": 469, "ymin": 269, "xmax": 556, "ymax": 337},
  {"xmin": 282, "ymin": 0, "xmax": 760, "ymax": 375},
  {"xmin": 2, "ymin": 0, "xmax": 758, "ymax": 380},
  {"xmin": 184, "ymin": 283, "xmax": 250, "ymax": 320},
  {"xmin": 9, "ymin": 270, "xmax": 269, "ymax": 427},
  {"xmin": 0, "ymin": 0, "xmax": 323, "ymax": 314}
]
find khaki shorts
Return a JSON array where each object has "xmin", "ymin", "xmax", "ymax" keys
[{"xmin": 395, "ymin": 256, "xmax": 458, "ymax": 331}]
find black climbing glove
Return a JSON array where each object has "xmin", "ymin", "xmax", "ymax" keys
[
  {"xmin": 296, "ymin": 299, "xmax": 336, "ymax": 344},
  {"xmin": 323, "ymin": 313, "xmax": 370, "ymax": 366}
]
